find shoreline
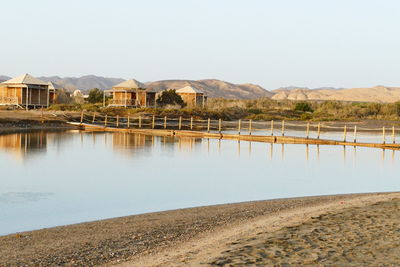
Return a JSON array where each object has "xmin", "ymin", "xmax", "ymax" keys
[
  {"xmin": 0, "ymin": 110, "xmax": 76, "ymax": 133},
  {"xmin": 1, "ymin": 110, "xmax": 400, "ymax": 134},
  {"xmin": 1, "ymin": 192, "xmax": 399, "ymax": 266}
]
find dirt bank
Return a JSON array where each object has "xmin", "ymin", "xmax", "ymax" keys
[
  {"xmin": 1, "ymin": 193, "xmax": 398, "ymax": 266},
  {"xmin": 0, "ymin": 110, "xmax": 77, "ymax": 133}
]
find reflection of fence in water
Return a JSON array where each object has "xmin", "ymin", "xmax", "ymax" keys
[
  {"xmin": 234, "ymin": 141, "xmax": 397, "ymax": 163},
  {"xmin": 109, "ymin": 131, "xmax": 396, "ymax": 163},
  {"xmin": 111, "ymin": 132, "xmax": 202, "ymax": 154},
  {"xmin": 112, "ymin": 132, "xmax": 154, "ymax": 150},
  {"xmin": 178, "ymin": 137, "xmax": 202, "ymax": 152}
]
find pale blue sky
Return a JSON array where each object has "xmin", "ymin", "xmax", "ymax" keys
[{"xmin": 1, "ymin": 0, "xmax": 399, "ymax": 89}]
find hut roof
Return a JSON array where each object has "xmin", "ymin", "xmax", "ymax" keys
[
  {"xmin": 176, "ymin": 85, "xmax": 204, "ymax": 94},
  {"xmin": 113, "ymin": 79, "xmax": 145, "ymax": 89},
  {"xmin": 47, "ymin": 81, "xmax": 63, "ymax": 90},
  {"xmin": 1, "ymin": 74, "xmax": 48, "ymax": 85}
]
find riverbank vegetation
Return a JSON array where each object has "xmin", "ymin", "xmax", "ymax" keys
[{"xmin": 46, "ymin": 98, "xmax": 400, "ymax": 122}]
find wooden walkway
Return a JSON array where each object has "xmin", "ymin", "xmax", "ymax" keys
[{"xmin": 68, "ymin": 122, "xmax": 400, "ymax": 151}]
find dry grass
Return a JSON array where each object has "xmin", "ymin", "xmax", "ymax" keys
[{"xmin": 45, "ymin": 98, "xmax": 400, "ymax": 121}]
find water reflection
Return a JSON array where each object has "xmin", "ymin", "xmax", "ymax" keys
[
  {"xmin": 112, "ymin": 132, "xmax": 154, "ymax": 151},
  {"xmin": 0, "ymin": 131, "xmax": 80, "ymax": 161},
  {"xmin": 0, "ymin": 131, "xmax": 398, "ymax": 164},
  {"xmin": 0, "ymin": 132, "xmax": 47, "ymax": 160},
  {"xmin": 1, "ymin": 130, "xmax": 400, "ymax": 235},
  {"xmin": 104, "ymin": 132, "xmax": 203, "ymax": 155},
  {"xmin": 270, "ymin": 143, "xmax": 273, "ymax": 160}
]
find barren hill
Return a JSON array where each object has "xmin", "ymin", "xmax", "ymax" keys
[
  {"xmin": 146, "ymin": 79, "xmax": 273, "ymax": 99},
  {"xmin": 38, "ymin": 75, "xmax": 125, "ymax": 92},
  {"xmin": 271, "ymin": 86, "xmax": 400, "ymax": 103},
  {"xmin": 0, "ymin": 75, "xmax": 11, "ymax": 83}
]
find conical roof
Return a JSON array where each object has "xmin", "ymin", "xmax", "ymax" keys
[
  {"xmin": 113, "ymin": 79, "xmax": 145, "ymax": 89},
  {"xmin": 176, "ymin": 85, "xmax": 204, "ymax": 94},
  {"xmin": 1, "ymin": 74, "xmax": 48, "ymax": 85},
  {"xmin": 47, "ymin": 81, "xmax": 63, "ymax": 90}
]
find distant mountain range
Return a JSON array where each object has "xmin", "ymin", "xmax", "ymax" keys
[
  {"xmin": 273, "ymin": 86, "xmax": 343, "ymax": 92},
  {"xmin": 146, "ymin": 79, "xmax": 273, "ymax": 99},
  {"xmin": 0, "ymin": 75, "xmax": 11, "ymax": 83},
  {"xmin": 38, "ymin": 75, "xmax": 125, "ymax": 92},
  {"xmin": 2, "ymin": 74, "xmax": 400, "ymax": 102},
  {"xmin": 271, "ymin": 86, "xmax": 400, "ymax": 102}
]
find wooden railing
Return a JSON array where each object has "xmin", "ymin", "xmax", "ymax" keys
[
  {"xmin": 0, "ymin": 96, "xmax": 18, "ymax": 105},
  {"xmin": 108, "ymin": 99, "xmax": 138, "ymax": 106}
]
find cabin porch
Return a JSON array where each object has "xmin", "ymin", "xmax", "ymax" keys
[
  {"xmin": 104, "ymin": 89, "xmax": 156, "ymax": 108},
  {"xmin": 0, "ymin": 85, "xmax": 51, "ymax": 109}
]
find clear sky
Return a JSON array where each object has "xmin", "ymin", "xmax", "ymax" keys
[{"xmin": 1, "ymin": 0, "xmax": 399, "ymax": 89}]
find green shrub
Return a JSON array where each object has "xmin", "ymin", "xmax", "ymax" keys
[
  {"xmin": 394, "ymin": 102, "xmax": 400, "ymax": 116},
  {"xmin": 156, "ymin": 90, "xmax": 185, "ymax": 107},
  {"xmin": 48, "ymin": 104, "xmax": 81, "ymax": 111},
  {"xmin": 300, "ymin": 113, "xmax": 312, "ymax": 120},
  {"xmin": 294, "ymin": 102, "xmax": 313, "ymax": 112},
  {"xmin": 248, "ymin": 108, "xmax": 262, "ymax": 114},
  {"xmin": 87, "ymin": 88, "xmax": 104, "ymax": 104},
  {"xmin": 81, "ymin": 103, "xmax": 102, "ymax": 112}
]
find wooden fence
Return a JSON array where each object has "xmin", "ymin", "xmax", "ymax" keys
[{"xmin": 68, "ymin": 111, "xmax": 400, "ymax": 149}]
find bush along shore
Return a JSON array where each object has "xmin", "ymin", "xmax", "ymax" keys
[{"xmin": 46, "ymin": 98, "xmax": 400, "ymax": 122}]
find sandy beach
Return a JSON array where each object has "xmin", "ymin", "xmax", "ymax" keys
[{"xmin": 0, "ymin": 192, "xmax": 399, "ymax": 266}]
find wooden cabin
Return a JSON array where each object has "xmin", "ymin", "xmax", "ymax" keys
[
  {"xmin": 176, "ymin": 85, "xmax": 207, "ymax": 108},
  {"xmin": 0, "ymin": 74, "xmax": 53, "ymax": 109},
  {"xmin": 104, "ymin": 79, "xmax": 156, "ymax": 108},
  {"xmin": 47, "ymin": 82, "xmax": 60, "ymax": 105}
]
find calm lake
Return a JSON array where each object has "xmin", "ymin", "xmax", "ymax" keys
[{"xmin": 0, "ymin": 130, "xmax": 399, "ymax": 236}]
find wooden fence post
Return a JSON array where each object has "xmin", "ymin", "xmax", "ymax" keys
[
  {"xmin": 281, "ymin": 120, "xmax": 285, "ymax": 136},
  {"xmin": 139, "ymin": 116, "xmax": 142, "ymax": 128},
  {"xmin": 80, "ymin": 110, "xmax": 84, "ymax": 124},
  {"xmin": 306, "ymin": 122, "xmax": 310, "ymax": 139},
  {"xmin": 116, "ymin": 115, "xmax": 119, "ymax": 128},
  {"xmin": 317, "ymin": 123, "xmax": 321, "ymax": 139},
  {"xmin": 271, "ymin": 120, "xmax": 274, "ymax": 136},
  {"xmin": 178, "ymin": 116, "xmax": 182, "ymax": 130},
  {"xmin": 152, "ymin": 115, "xmax": 155, "ymax": 129},
  {"xmin": 127, "ymin": 116, "xmax": 130, "ymax": 128},
  {"xmin": 353, "ymin": 126, "xmax": 357, "ymax": 143},
  {"xmin": 207, "ymin": 118, "xmax": 210, "ymax": 133},
  {"xmin": 164, "ymin": 116, "xmax": 167, "ymax": 129},
  {"xmin": 219, "ymin": 119, "xmax": 222, "ymax": 134},
  {"xmin": 343, "ymin": 125, "xmax": 347, "ymax": 142},
  {"xmin": 190, "ymin": 116, "xmax": 193, "ymax": 130},
  {"xmin": 104, "ymin": 114, "xmax": 108, "ymax": 127},
  {"xmin": 92, "ymin": 112, "xmax": 96, "ymax": 123},
  {"xmin": 383, "ymin": 126, "xmax": 386, "ymax": 144},
  {"xmin": 249, "ymin": 119, "xmax": 252, "ymax": 135},
  {"xmin": 238, "ymin": 119, "xmax": 241, "ymax": 135}
]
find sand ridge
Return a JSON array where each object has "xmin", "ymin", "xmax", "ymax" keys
[
  {"xmin": 210, "ymin": 198, "xmax": 400, "ymax": 266},
  {"xmin": 110, "ymin": 193, "xmax": 400, "ymax": 267}
]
